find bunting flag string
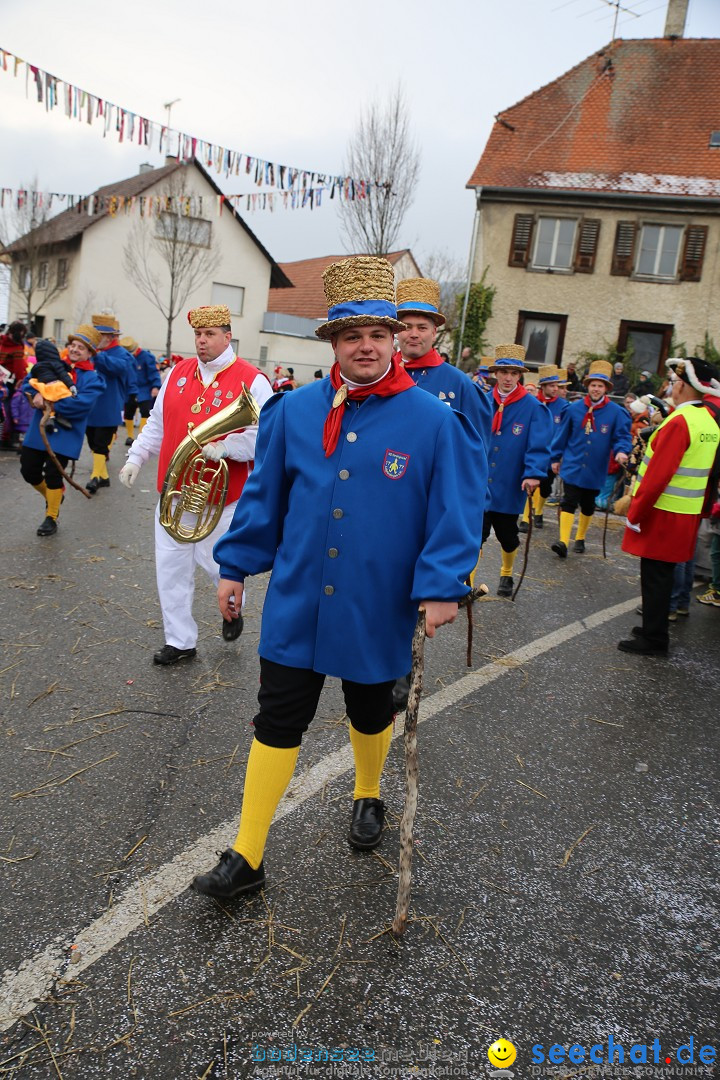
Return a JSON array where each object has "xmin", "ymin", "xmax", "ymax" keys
[
  {"xmin": 0, "ymin": 184, "xmax": 355, "ymax": 216},
  {"xmin": 0, "ymin": 46, "xmax": 384, "ymax": 197}
]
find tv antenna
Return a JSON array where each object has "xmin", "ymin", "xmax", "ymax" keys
[
  {"xmin": 595, "ymin": 0, "xmax": 640, "ymax": 39},
  {"xmin": 163, "ymin": 98, "xmax": 181, "ymax": 129}
]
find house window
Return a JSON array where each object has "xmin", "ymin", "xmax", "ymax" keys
[
  {"xmin": 211, "ymin": 282, "xmax": 244, "ymax": 316},
  {"xmin": 617, "ymin": 320, "xmax": 673, "ymax": 375},
  {"xmin": 258, "ymin": 345, "xmax": 268, "ymax": 366},
  {"xmin": 38, "ymin": 262, "xmax": 48, "ymax": 289},
  {"xmin": 230, "ymin": 338, "xmax": 239, "ymax": 355},
  {"xmin": 516, "ymin": 311, "xmax": 568, "ymax": 366},
  {"xmin": 20, "ymin": 266, "xmax": 31, "ymax": 290},
  {"xmin": 57, "ymin": 259, "xmax": 68, "ymax": 288},
  {"xmin": 156, "ymin": 213, "xmax": 211, "ymax": 247},
  {"xmin": 53, "ymin": 319, "xmax": 64, "ymax": 341},
  {"xmin": 532, "ymin": 218, "xmax": 577, "ymax": 271},
  {"xmin": 635, "ymin": 224, "xmax": 683, "ymax": 279}
]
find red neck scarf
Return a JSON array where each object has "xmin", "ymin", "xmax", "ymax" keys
[
  {"xmin": 70, "ymin": 358, "xmax": 95, "ymax": 380},
  {"xmin": 397, "ymin": 347, "xmax": 445, "ymax": 371},
  {"xmin": 492, "ymin": 383, "xmax": 527, "ymax": 434},
  {"xmin": 323, "ymin": 356, "xmax": 414, "ymax": 457},
  {"xmin": 582, "ymin": 393, "xmax": 608, "ymax": 432},
  {"xmin": 538, "ymin": 388, "xmax": 558, "ymax": 404}
]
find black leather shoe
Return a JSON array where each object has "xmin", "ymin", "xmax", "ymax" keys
[
  {"xmin": 125, "ymin": 436, "xmax": 134, "ymax": 446},
  {"xmin": 618, "ymin": 637, "xmax": 668, "ymax": 656},
  {"xmin": 86, "ymin": 477, "xmax": 100, "ymax": 493},
  {"xmin": 97, "ymin": 477, "xmax": 110, "ymax": 488},
  {"xmin": 153, "ymin": 644, "xmax": 197, "ymax": 665},
  {"xmin": 573, "ymin": 539, "xmax": 586, "ymax": 553},
  {"xmin": 551, "ymin": 541, "xmax": 568, "ymax": 559},
  {"xmin": 349, "ymin": 798, "xmax": 385, "ymax": 850},
  {"xmin": 518, "ymin": 520, "xmax": 529, "ymax": 534},
  {"xmin": 497, "ymin": 576, "xmax": 514, "ymax": 598},
  {"xmin": 392, "ymin": 673, "xmax": 411, "ymax": 712},
  {"xmin": 37, "ymin": 516, "xmax": 58, "ymax": 537},
  {"xmin": 222, "ymin": 613, "xmax": 244, "ymax": 641},
  {"xmin": 193, "ymin": 849, "xmax": 265, "ymax": 898},
  {"xmin": 534, "ymin": 514, "xmax": 544, "ymax": 529}
]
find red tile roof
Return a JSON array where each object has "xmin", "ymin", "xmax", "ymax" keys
[
  {"xmin": 467, "ymin": 38, "xmax": 720, "ymax": 197},
  {"xmin": 268, "ymin": 251, "xmax": 413, "ymax": 318}
]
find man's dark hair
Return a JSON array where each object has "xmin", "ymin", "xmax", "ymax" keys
[
  {"xmin": 221, "ymin": 324, "xmax": 232, "ymax": 333},
  {"xmin": 7, "ymin": 321, "xmax": 27, "ymax": 343}
]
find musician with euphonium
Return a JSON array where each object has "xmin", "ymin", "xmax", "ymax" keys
[{"xmin": 119, "ymin": 304, "xmax": 272, "ymax": 665}]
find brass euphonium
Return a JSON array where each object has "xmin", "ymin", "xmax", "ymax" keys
[{"xmin": 159, "ymin": 386, "xmax": 260, "ymax": 543}]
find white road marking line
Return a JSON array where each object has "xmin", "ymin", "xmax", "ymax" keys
[{"xmin": 0, "ymin": 596, "xmax": 638, "ymax": 1031}]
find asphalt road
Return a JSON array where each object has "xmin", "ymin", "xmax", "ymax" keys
[{"xmin": 0, "ymin": 443, "xmax": 717, "ymax": 1080}]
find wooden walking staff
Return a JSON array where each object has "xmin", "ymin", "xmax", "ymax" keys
[
  {"xmin": 392, "ymin": 584, "xmax": 488, "ymax": 938},
  {"xmin": 38, "ymin": 404, "xmax": 91, "ymax": 499}
]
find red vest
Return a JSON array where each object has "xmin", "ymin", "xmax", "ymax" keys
[{"xmin": 157, "ymin": 356, "xmax": 263, "ymax": 505}]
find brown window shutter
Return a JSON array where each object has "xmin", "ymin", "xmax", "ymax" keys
[
  {"xmin": 574, "ymin": 218, "xmax": 601, "ymax": 274},
  {"xmin": 679, "ymin": 225, "xmax": 708, "ymax": 282},
  {"xmin": 610, "ymin": 221, "xmax": 637, "ymax": 276},
  {"xmin": 508, "ymin": 213, "xmax": 535, "ymax": 267}
]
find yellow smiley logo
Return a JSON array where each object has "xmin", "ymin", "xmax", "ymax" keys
[{"xmin": 488, "ymin": 1039, "xmax": 517, "ymax": 1069}]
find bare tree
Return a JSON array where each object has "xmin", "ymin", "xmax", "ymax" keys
[
  {"xmin": 421, "ymin": 249, "xmax": 465, "ymax": 355},
  {"xmin": 0, "ymin": 181, "xmax": 69, "ymax": 327},
  {"xmin": 338, "ymin": 86, "xmax": 421, "ymax": 256},
  {"xmin": 123, "ymin": 171, "xmax": 220, "ymax": 358}
]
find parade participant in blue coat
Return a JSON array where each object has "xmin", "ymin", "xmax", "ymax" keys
[
  {"xmin": 394, "ymin": 277, "xmax": 492, "ymax": 448},
  {"xmin": 193, "ymin": 257, "xmax": 486, "ymax": 901},
  {"xmin": 19, "ymin": 324, "xmax": 106, "ymax": 536},
  {"xmin": 119, "ymin": 336, "xmax": 161, "ymax": 445},
  {"xmin": 483, "ymin": 344, "xmax": 553, "ymax": 597},
  {"xmin": 84, "ymin": 314, "xmax": 137, "ymax": 493},
  {"xmin": 519, "ymin": 365, "xmax": 569, "ymax": 532},
  {"xmin": 550, "ymin": 360, "xmax": 631, "ymax": 558}
]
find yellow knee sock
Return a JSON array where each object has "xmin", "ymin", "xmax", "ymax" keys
[
  {"xmin": 468, "ymin": 547, "xmax": 483, "ymax": 588},
  {"xmin": 233, "ymin": 740, "xmax": 300, "ymax": 869},
  {"xmin": 500, "ymin": 548, "xmax": 517, "ymax": 577},
  {"xmin": 33, "ymin": 481, "xmax": 48, "ymax": 500},
  {"xmin": 559, "ymin": 511, "xmax": 574, "ymax": 546},
  {"xmin": 534, "ymin": 491, "xmax": 547, "ymax": 515},
  {"xmin": 45, "ymin": 488, "xmax": 63, "ymax": 520},
  {"xmin": 124, "ymin": 418, "xmax": 135, "ymax": 440},
  {"xmin": 99, "ymin": 456, "xmax": 109, "ymax": 480},
  {"xmin": 138, "ymin": 417, "xmax": 147, "ymax": 433},
  {"xmin": 521, "ymin": 498, "xmax": 531, "ymax": 524},
  {"xmin": 350, "ymin": 723, "xmax": 393, "ymax": 800},
  {"xmin": 576, "ymin": 512, "xmax": 593, "ymax": 541},
  {"xmin": 90, "ymin": 452, "xmax": 106, "ymax": 479}
]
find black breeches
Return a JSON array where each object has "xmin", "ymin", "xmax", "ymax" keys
[
  {"xmin": 20, "ymin": 446, "xmax": 69, "ymax": 490},
  {"xmin": 482, "ymin": 510, "xmax": 520, "ymax": 553},
  {"xmin": 124, "ymin": 397, "xmax": 153, "ymax": 420},
  {"xmin": 86, "ymin": 425, "xmax": 117, "ymax": 457},
  {"xmin": 253, "ymin": 658, "xmax": 394, "ymax": 749},
  {"xmin": 539, "ymin": 470, "xmax": 554, "ymax": 499},
  {"xmin": 560, "ymin": 482, "xmax": 599, "ymax": 517}
]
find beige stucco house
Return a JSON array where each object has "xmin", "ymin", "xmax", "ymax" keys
[
  {"xmin": 3, "ymin": 159, "xmax": 290, "ymax": 362},
  {"xmin": 261, "ymin": 250, "xmax": 422, "ymax": 382},
  {"xmin": 465, "ymin": 19, "xmax": 720, "ymax": 375}
]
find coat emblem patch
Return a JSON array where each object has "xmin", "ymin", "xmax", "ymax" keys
[
  {"xmin": 600, "ymin": 423, "xmax": 609, "ymax": 434},
  {"xmin": 512, "ymin": 423, "xmax": 524, "ymax": 436},
  {"xmin": 554, "ymin": 415, "xmax": 561, "ymax": 424},
  {"xmin": 383, "ymin": 449, "xmax": 410, "ymax": 479}
]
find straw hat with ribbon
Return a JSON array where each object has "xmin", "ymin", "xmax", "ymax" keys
[
  {"xmin": 395, "ymin": 278, "xmax": 445, "ymax": 327},
  {"xmin": 91, "ymin": 313, "xmax": 120, "ymax": 335},
  {"xmin": 538, "ymin": 364, "xmax": 560, "ymax": 384},
  {"xmin": 68, "ymin": 325, "xmax": 102, "ymax": 353},
  {"xmin": 119, "ymin": 335, "xmax": 139, "ymax": 354},
  {"xmin": 583, "ymin": 360, "xmax": 613, "ymax": 386},
  {"xmin": 315, "ymin": 257, "xmax": 406, "ymax": 341},
  {"xmin": 488, "ymin": 344, "xmax": 526, "ymax": 373},
  {"xmin": 187, "ymin": 305, "xmax": 232, "ymax": 329}
]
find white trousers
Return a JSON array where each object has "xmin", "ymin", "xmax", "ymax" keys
[{"xmin": 154, "ymin": 500, "xmax": 240, "ymax": 650}]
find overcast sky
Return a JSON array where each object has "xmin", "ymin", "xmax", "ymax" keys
[{"xmin": 1, "ymin": 0, "xmax": 718, "ymax": 279}]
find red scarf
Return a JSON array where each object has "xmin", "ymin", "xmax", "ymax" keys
[
  {"xmin": 492, "ymin": 384, "xmax": 527, "ymax": 434},
  {"xmin": 323, "ymin": 357, "xmax": 414, "ymax": 457},
  {"xmin": 582, "ymin": 393, "xmax": 608, "ymax": 433},
  {"xmin": 396, "ymin": 348, "xmax": 444, "ymax": 371},
  {"xmin": 69, "ymin": 358, "xmax": 95, "ymax": 381},
  {"xmin": 538, "ymin": 388, "xmax": 557, "ymax": 404}
]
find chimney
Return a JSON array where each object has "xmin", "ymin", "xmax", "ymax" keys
[
  {"xmin": 664, "ymin": 0, "xmax": 689, "ymax": 37},
  {"xmin": 138, "ymin": 162, "xmax": 153, "ymax": 174}
]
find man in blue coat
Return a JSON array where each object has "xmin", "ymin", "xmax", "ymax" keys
[
  {"xmin": 192, "ymin": 256, "xmax": 487, "ymax": 901},
  {"xmin": 550, "ymin": 360, "xmax": 631, "ymax": 557},
  {"xmin": 519, "ymin": 365, "xmax": 570, "ymax": 532},
  {"xmin": 20, "ymin": 325, "xmax": 106, "ymax": 535},
  {"xmin": 84, "ymin": 314, "xmax": 137, "ymax": 493},
  {"xmin": 483, "ymin": 344, "xmax": 553, "ymax": 597},
  {"xmin": 119, "ymin": 335, "xmax": 161, "ymax": 445}
]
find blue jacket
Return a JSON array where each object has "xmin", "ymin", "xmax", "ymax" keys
[
  {"xmin": 404, "ymin": 360, "xmax": 492, "ymax": 450},
  {"xmin": 551, "ymin": 398, "xmax": 632, "ymax": 490},
  {"xmin": 543, "ymin": 394, "xmax": 570, "ymax": 430},
  {"xmin": 22, "ymin": 367, "xmax": 107, "ymax": 459},
  {"xmin": 87, "ymin": 345, "xmax": 136, "ymax": 426},
  {"xmin": 214, "ymin": 381, "xmax": 487, "ymax": 683},
  {"xmin": 486, "ymin": 393, "xmax": 553, "ymax": 515},
  {"xmin": 131, "ymin": 348, "xmax": 161, "ymax": 401}
]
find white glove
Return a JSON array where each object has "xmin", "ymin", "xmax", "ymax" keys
[
  {"xmin": 119, "ymin": 462, "xmax": 141, "ymax": 488},
  {"xmin": 202, "ymin": 441, "xmax": 228, "ymax": 461}
]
